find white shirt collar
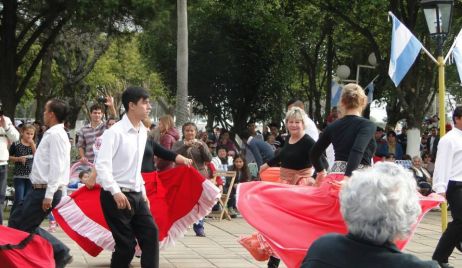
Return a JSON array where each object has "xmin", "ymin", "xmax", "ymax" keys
[{"xmin": 120, "ymin": 114, "xmax": 145, "ymax": 133}]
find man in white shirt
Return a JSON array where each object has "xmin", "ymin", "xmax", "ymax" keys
[
  {"xmin": 95, "ymin": 87, "xmax": 157, "ymax": 268},
  {"xmin": 8, "ymin": 99, "xmax": 72, "ymax": 267},
  {"xmin": 0, "ymin": 112, "xmax": 20, "ymax": 224},
  {"xmin": 432, "ymin": 107, "xmax": 462, "ymax": 268}
]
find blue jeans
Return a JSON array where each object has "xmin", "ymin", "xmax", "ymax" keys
[
  {"xmin": 0, "ymin": 165, "xmax": 7, "ymax": 224},
  {"xmin": 11, "ymin": 177, "xmax": 32, "ymax": 213}
]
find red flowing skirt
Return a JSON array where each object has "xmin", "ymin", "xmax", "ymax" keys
[
  {"xmin": 237, "ymin": 173, "xmax": 444, "ymax": 268},
  {"xmin": 0, "ymin": 225, "xmax": 55, "ymax": 268},
  {"xmin": 53, "ymin": 166, "xmax": 220, "ymax": 256}
]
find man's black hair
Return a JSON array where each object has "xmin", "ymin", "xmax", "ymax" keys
[
  {"xmin": 90, "ymin": 103, "xmax": 104, "ymax": 113},
  {"xmin": 47, "ymin": 99, "xmax": 69, "ymax": 123},
  {"xmin": 239, "ymin": 130, "xmax": 251, "ymax": 141},
  {"xmin": 216, "ymin": 145, "xmax": 228, "ymax": 152},
  {"xmin": 286, "ymin": 98, "xmax": 301, "ymax": 108},
  {"xmin": 268, "ymin": 122, "xmax": 280, "ymax": 129},
  {"xmin": 121, "ymin": 86, "xmax": 149, "ymax": 111},
  {"xmin": 453, "ymin": 106, "xmax": 462, "ymax": 124}
]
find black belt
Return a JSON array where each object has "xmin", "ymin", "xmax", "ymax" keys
[
  {"xmin": 449, "ymin": 181, "xmax": 462, "ymax": 187},
  {"xmin": 32, "ymin": 184, "xmax": 63, "ymax": 190},
  {"xmin": 120, "ymin": 187, "xmax": 139, "ymax": 193}
]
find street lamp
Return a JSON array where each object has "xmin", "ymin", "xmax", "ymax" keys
[
  {"xmin": 422, "ymin": 0, "xmax": 453, "ymax": 52},
  {"xmin": 421, "ymin": 0, "xmax": 454, "ymax": 231}
]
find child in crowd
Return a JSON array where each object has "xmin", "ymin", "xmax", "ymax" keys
[
  {"xmin": 9, "ymin": 124, "xmax": 36, "ymax": 212},
  {"xmin": 227, "ymin": 154, "xmax": 252, "ymax": 218},
  {"xmin": 68, "ymin": 170, "xmax": 91, "ymax": 189}
]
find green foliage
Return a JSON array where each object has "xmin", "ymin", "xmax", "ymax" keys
[
  {"xmin": 86, "ymin": 35, "xmax": 167, "ymax": 102},
  {"xmin": 140, "ymin": 0, "xmax": 297, "ymax": 131}
]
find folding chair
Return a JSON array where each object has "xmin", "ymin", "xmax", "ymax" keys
[{"xmin": 210, "ymin": 170, "xmax": 236, "ymax": 221}]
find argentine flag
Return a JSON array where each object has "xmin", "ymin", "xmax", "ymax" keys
[
  {"xmin": 388, "ymin": 13, "xmax": 423, "ymax": 86},
  {"xmin": 331, "ymin": 80, "xmax": 342, "ymax": 107},
  {"xmin": 365, "ymin": 82, "xmax": 374, "ymax": 104},
  {"xmin": 451, "ymin": 29, "xmax": 462, "ymax": 83}
]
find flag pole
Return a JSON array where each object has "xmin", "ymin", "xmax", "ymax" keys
[
  {"xmin": 444, "ymin": 29, "xmax": 462, "ymax": 64},
  {"xmin": 421, "ymin": 45, "xmax": 439, "ymax": 64}
]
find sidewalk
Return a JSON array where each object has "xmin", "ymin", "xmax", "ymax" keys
[{"xmin": 28, "ymin": 211, "xmax": 462, "ymax": 267}]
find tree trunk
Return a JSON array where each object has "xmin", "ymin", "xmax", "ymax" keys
[
  {"xmin": 34, "ymin": 48, "xmax": 54, "ymax": 121},
  {"xmin": 206, "ymin": 113, "xmax": 214, "ymax": 130},
  {"xmin": 406, "ymin": 128, "xmax": 421, "ymax": 157},
  {"xmin": 0, "ymin": 0, "xmax": 19, "ymax": 119},
  {"xmin": 324, "ymin": 19, "xmax": 334, "ymax": 117},
  {"xmin": 175, "ymin": 0, "xmax": 189, "ymax": 128}
]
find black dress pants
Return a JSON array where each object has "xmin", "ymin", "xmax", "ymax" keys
[
  {"xmin": 100, "ymin": 190, "xmax": 159, "ymax": 268},
  {"xmin": 8, "ymin": 188, "xmax": 71, "ymax": 267},
  {"xmin": 433, "ymin": 181, "xmax": 462, "ymax": 263}
]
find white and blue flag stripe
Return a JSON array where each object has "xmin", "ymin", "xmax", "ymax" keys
[
  {"xmin": 388, "ymin": 13, "xmax": 423, "ymax": 86},
  {"xmin": 451, "ymin": 30, "xmax": 462, "ymax": 84},
  {"xmin": 331, "ymin": 80, "xmax": 342, "ymax": 107},
  {"xmin": 365, "ymin": 82, "xmax": 374, "ymax": 104}
]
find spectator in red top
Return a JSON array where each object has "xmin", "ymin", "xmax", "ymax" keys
[{"xmin": 326, "ymin": 106, "xmax": 338, "ymax": 125}]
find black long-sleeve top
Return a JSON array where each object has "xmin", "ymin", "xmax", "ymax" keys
[
  {"xmin": 267, "ymin": 134, "xmax": 316, "ymax": 170},
  {"xmin": 141, "ymin": 137, "xmax": 177, "ymax": 172},
  {"xmin": 310, "ymin": 115, "xmax": 376, "ymax": 176}
]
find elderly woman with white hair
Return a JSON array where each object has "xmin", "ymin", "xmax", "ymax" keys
[{"xmin": 301, "ymin": 162, "xmax": 439, "ymax": 268}]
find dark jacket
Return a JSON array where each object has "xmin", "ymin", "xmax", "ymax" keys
[
  {"xmin": 426, "ymin": 136, "xmax": 440, "ymax": 159},
  {"xmin": 301, "ymin": 233, "xmax": 439, "ymax": 268}
]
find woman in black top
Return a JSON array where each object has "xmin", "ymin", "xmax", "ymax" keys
[
  {"xmin": 310, "ymin": 83, "xmax": 376, "ymax": 181},
  {"xmin": 260, "ymin": 107, "xmax": 317, "ymax": 185},
  {"xmin": 237, "ymin": 84, "xmax": 377, "ymax": 267}
]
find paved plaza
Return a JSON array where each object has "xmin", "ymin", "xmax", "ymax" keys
[{"xmin": 8, "ymin": 210, "xmax": 456, "ymax": 267}]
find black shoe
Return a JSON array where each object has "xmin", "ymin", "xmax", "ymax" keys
[
  {"xmin": 438, "ymin": 262, "xmax": 454, "ymax": 268},
  {"xmin": 456, "ymin": 241, "xmax": 462, "ymax": 253},
  {"xmin": 195, "ymin": 231, "xmax": 206, "ymax": 237},
  {"xmin": 57, "ymin": 255, "xmax": 73, "ymax": 268},
  {"xmin": 267, "ymin": 256, "xmax": 280, "ymax": 268}
]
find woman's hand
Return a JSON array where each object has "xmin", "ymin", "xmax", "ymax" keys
[
  {"xmin": 259, "ymin": 164, "xmax": 269, "ymax": 173},
  {"xmin": 176, "ymin": 155, "xmax": 192, "ymax": 166},
  {"xmin": 314, "ymin": 170, "xmax": 327, "ymax": 187}
]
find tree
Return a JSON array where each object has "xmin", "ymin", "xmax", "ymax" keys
[
  {"xmin": 175, "ymin": 0, "xmax": 189, "ymax": 128},
  {"xmin": 0, "ymin": 0, "xmax": 158, "ymax": 118},
  {"xmin": 140, "ymin": 0, "xmax": 297, "ymax": 132},
  {"xmin": 85, "ymin": 35, "xmax": 167, "ymax": 118},
  {"xmin": 51, "ymin": 29, "xmax": 110, "ymax": 127}
]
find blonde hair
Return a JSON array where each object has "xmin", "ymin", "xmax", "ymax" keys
[
  {"xmin": 142, "ymin": 117, "xmax": 152, "ymax": 128},
  {"xmin": 285, "ymin": 107, "xmax": 306, "ymax": 127},
  {"xmin": 340, "ymin": 83, "xmax": 367, "ymax": 111},
  {"xmin": 159, "ymin": 114, "xmax": 174, "ymax": 133}
]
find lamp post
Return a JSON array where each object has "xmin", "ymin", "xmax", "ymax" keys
[{"xmin": 421, "ymin": 0, "xmax": 454, "ymax": 231}]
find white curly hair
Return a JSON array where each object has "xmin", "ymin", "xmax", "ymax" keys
[{"xmin": 340, "ymin": 162, "xmax": 421, "ymax": 244}]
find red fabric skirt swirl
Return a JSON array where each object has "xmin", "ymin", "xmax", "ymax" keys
[
  {"xmin": 0, "ymin": 225, "xmax": 55, "ymax": 268},
  {"xmin": 237, "ymin": 173, "xmax": 444, "ymax": 268},
  {"xmin": 53, "ymin": 166, "xmax": 220, "ymax": 257}
]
